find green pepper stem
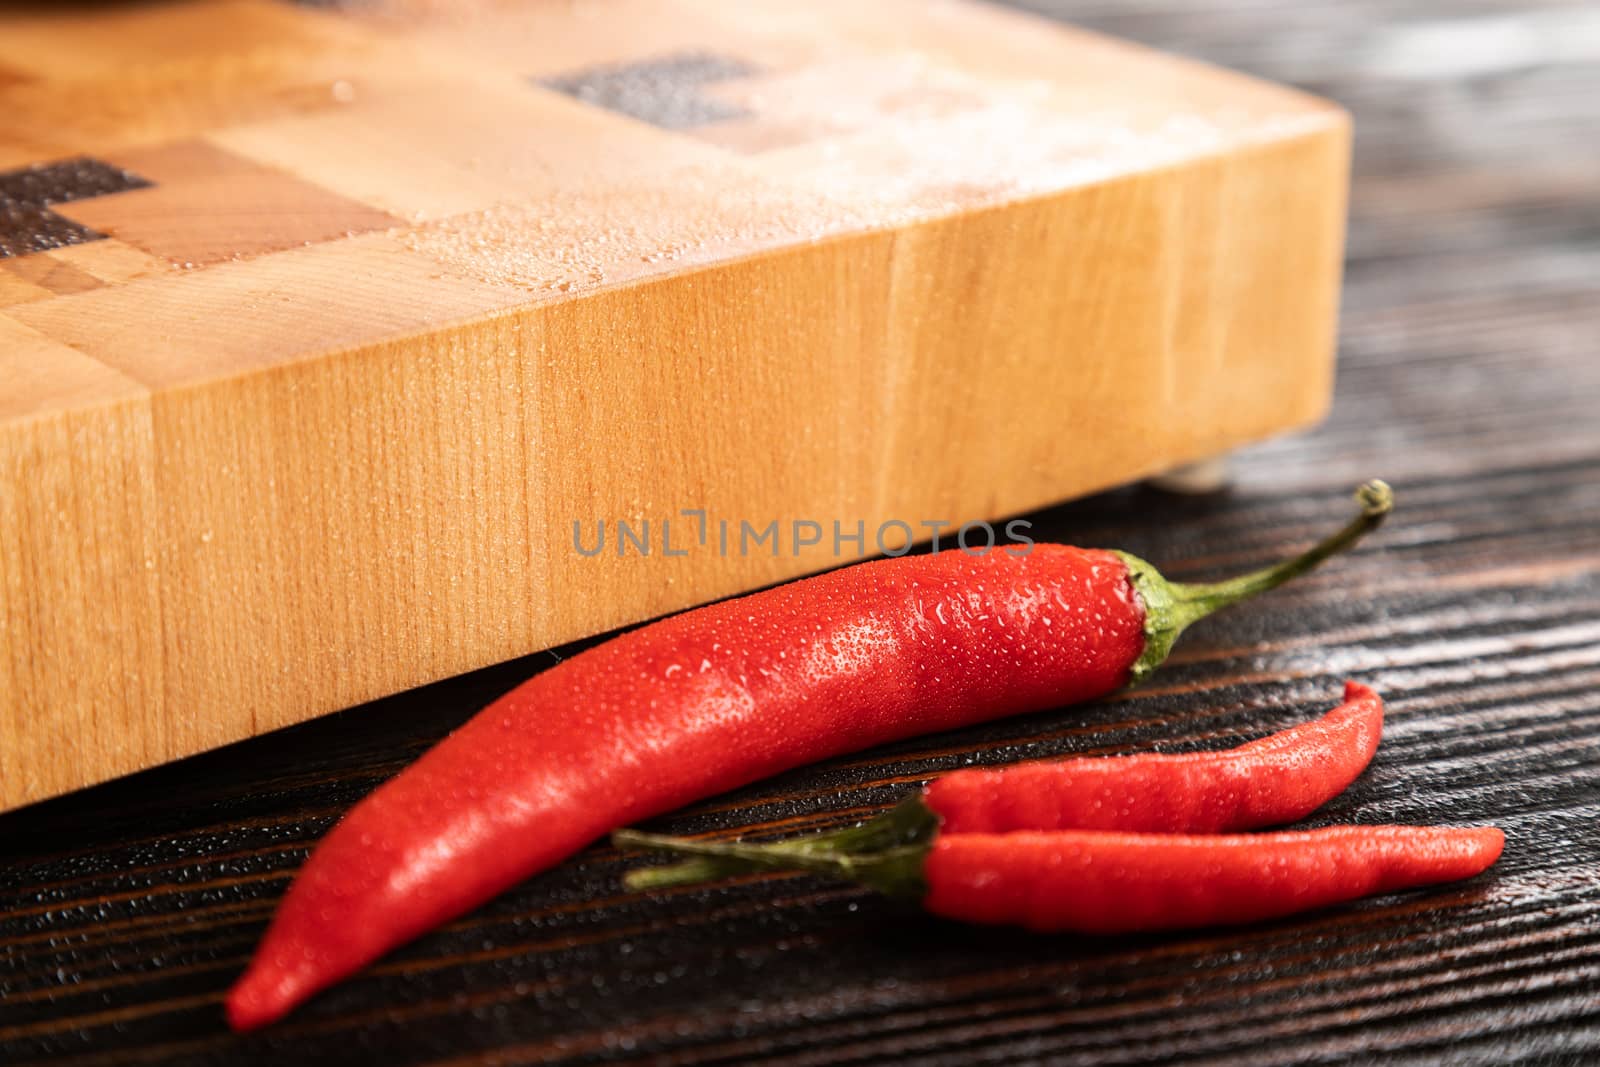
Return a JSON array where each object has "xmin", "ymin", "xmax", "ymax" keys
[
  {"xmin": 1171, "ymin": 479, "xmax": 1393, "ymax": 616},
  {"xmin": 1117, "ymin": 479, "xmax": 1393, "ymax": 685},
  {"xmin": 615, "ymin": 829, "xmax": 928, "ymax": 897},
  {"xmin": 620, "ymin": 855, "xmax": 750, "ymax": 889},
  {"xmin": 615, "ymin": 797, "xmax": 938, "ymax": 896}
]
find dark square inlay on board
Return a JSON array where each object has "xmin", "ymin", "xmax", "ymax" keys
[
  {"xmin": 539, "ymin": 51, "xmax": 761, "ymax": 130},
  {"xmin": 0, "ymin": 157, "xmax": 152, "ymax": 259}
]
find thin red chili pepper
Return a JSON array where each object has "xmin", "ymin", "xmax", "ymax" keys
[
  {"xmin": 921, "ymin": 827, "xmax": 1504, "ymax": 932},
  {"xmin": 926, "ymin": 680, "xmax": 1384, "ymax": 835},
  {"xmin": 614, "ymin": 825, "xmax": 1503, "ymax": 934},
  {"xmin": 227, "ymin": 482, "xmax": 1391, "ymax": 1030}
]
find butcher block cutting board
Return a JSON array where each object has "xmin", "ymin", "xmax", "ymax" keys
[{"xmin": 0, "ymin": 0, "xmax": 1348, "ymax": 811}]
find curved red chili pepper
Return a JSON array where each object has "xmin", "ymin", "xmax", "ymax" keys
[
  {"xmin": 227, "ymin": 483, "xmax": 1391, "ymax": 1030},
  {"xmin": 924, "ymin": 680, "xmax": 1384, "ymax": 834},
  {"xmin": 921, "ymin": 826, "xmax": 1504, "ymax": 933}
]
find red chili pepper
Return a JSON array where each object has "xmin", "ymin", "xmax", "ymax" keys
[
  {"xmin": 919, "ymin": 827, "xmax": 1504, "ymax": 932},
  {"xmin": 616, "ymin": 825, "xmax": 1503, "ymax": 934},
  {"xmin": 925, "ymin": 680, "xmax": 1384, "ymax": 835},
  {"xmin": 227, "ymin": 482, "xmax": 1392, "ymax": 1030}
]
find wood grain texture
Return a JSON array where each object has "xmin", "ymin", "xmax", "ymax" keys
[
  {"xmin": 1, "ymin": 0, "xmax": 1597, "ymax": 1062},
  {"xmin": 0, "ymin": 0, "xmax": 1347, "ymax": 810}
]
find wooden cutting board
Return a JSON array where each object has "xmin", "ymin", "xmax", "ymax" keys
[{"xmin": 0, "ymin": 0, "xmax": 1348, "ymax": 811}]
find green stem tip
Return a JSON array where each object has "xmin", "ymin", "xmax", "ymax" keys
[{"xmin": 1117, "ymin": 479, "xmax": 1393, "ymax": 685}]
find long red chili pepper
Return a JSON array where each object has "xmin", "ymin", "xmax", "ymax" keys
[
  {"xmin": 227, "ymin": 482, "xmax": 1392, "ymax": 1030},
  {"xmin": 927, "ymin": 680, "xmax": 1384, "ymax": 835},
  {"xmin": 922, "ymin": 828, "xmax": 1504, "ymax": 932},
  {"xmin": 615, "ymin": 825, "xmax": 1503, "ymax": 934}
]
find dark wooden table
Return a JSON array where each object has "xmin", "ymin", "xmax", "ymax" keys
[{"xmin": 4, "ymin": 1, "xmax": 1598, "ymax": 1063}]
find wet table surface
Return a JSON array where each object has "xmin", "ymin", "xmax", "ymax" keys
[{"xmin": 4, "ymin": 0, "xmax": 1599, "ymax": 1063}]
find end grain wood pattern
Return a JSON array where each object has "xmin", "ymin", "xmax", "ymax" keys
[
  {"xmin": 0, "ymin": 0, "xmax": 1349, "ymax": 811},
  {"xmin": 0, "ymin": 1, "xmax": 1597, "ymax": 1061}
]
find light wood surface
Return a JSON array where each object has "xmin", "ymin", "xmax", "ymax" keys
[{"xmin": 0, "ymin": 0, "xmax": 1348, "ymax": 810}]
